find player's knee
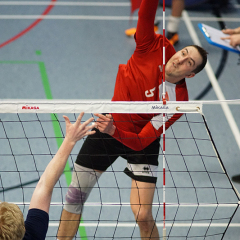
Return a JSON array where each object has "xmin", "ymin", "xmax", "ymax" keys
[
  {"xmin": 131, "ymin": 204, "xmax": 150, "ymax": 218},
  {"xmin": 137, "ymin": 220, "xmax": 154, "ymax": 233},
  {"xmin": 64, "ymin": 164, "xmax": 102, "ymax": 215},
  {"xmin": 132, "ymin": 207, "xmax": 153, "ymax": 228},
  {"xmin": 64, "ymin": 184, "xmax": 86, "ymax": 214},
  {"xmin": 135, "ymin": 209, "xmax": 154, "ymax": 232}
]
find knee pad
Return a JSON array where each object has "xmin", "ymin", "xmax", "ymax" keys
[{"xmin": 64, "ymin": 163, "xmax": 102, "ymax": 214}]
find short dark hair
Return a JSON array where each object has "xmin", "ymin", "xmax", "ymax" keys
[{"xmin": 188, "ymin": 45, "xmax": 208, "ymax": 74}]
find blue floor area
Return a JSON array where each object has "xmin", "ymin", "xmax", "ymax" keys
[{"xmin": 0, "ymin": 1, "xmax": 240, "ymax": 239}]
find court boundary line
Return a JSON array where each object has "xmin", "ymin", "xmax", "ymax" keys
[
  {"xmin": 0, "ymin": 1, "xmax": 130, "ymax": 6},
  {"xmin": 0, "ymin": 15, "xmax": 239, "ymax": 22},
  {"xmin": 0, "ymin": 1, "xmax": 239, "ymax": 9}
]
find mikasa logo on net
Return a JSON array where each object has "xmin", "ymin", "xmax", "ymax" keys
[
  {"xmin": 151, "ymin": 105, "xmax": 169, "ymax": 110},
  {"xmin": 22, "ymin": 105, "xmax": 39, "ymax": 110}
]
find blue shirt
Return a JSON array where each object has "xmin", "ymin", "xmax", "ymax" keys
[{"xmin": 23, "ymin": 208, "xmax": 49, "ymax": 240}]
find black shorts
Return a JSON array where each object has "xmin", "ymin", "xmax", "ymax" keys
[{"xmin": 75, "ymin": 129, "xmax": 160, "ymax": 183}]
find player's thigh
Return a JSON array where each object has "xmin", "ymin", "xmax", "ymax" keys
[
  {"xmin": 123, "ymin": 138, "xmax": 160, "ymax": 184},
  {"xmin": 130, "ymin": 179, "xmax": 156, "ymax": 214}
]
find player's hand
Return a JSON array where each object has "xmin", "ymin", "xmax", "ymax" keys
[
  {"xmin": 221, "ymin": 34, "xmax": 240, "ymax": 48},
  {"xmin": 63, "ymin": 112, "xmax": 96, "ymax": 144},
  {"xmin": 94, "ymin": 113, "xmax": 116, "ymax": 136}
]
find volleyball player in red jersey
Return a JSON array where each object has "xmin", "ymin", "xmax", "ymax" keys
[{"xmin": 57, "ymin": 0, "xmax": 208, "ymax": 239}]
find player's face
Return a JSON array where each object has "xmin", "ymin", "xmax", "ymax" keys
[{"xmin": 165, "ymin": 46, "xmax": 203, "ymax": 82}]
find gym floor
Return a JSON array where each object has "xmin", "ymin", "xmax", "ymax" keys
[{"xmin": 0, "ymin": 0, "xmax": 240, "ymax": 239}]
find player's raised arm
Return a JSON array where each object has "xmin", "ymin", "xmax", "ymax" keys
[{"xmin": 135, "ymin": 0, "xmax": 159, "ymax": 43}]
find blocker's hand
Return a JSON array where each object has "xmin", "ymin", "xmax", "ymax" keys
[
  {"xmin": 94, "ymin": 113, "xmax": 116, "ymax": 136},
  {"xmin": 63, "ymin": 112, "xmax": 96, "ymax": 144}
]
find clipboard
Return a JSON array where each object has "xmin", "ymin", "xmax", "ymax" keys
[{"xmin": 198, "ymin": 23, "xmax": 240, "ymax": 54}]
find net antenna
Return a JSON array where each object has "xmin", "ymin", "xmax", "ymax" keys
[{"xmin": 162, "ymin": 0, "xmax": 167, "ymax": 239}]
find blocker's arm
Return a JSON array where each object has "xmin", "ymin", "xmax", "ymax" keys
[{"xmin": 29, "ymin": 113, "xmax": 95, "ymax": 213}]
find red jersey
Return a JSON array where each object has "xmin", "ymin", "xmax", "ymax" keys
[{"xmin": 111, "ymin": 0, "xmax": 188, "ymax": 151}]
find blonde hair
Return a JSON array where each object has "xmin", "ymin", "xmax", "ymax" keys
[{"xmin": 0, "ymin": 201, "xmax": 25, "ymax": 240}]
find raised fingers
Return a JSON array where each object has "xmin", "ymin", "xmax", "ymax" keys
[
  {"xmin": 94, "ymin": 113, "xmax": 107, "ymax": 119},
  {"xmin": 75, "ymin": 112, "xmax": 84, "ymax": 126}
]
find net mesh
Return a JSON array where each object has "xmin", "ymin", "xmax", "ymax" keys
[{"xmin": 0, "ymin": 100, "xmax": 239, "ymax": 240}]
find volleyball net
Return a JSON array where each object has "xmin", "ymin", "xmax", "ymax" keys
[{"xmin": 0, "ymin": 99, "xmax": 240, "ymax": 240}]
